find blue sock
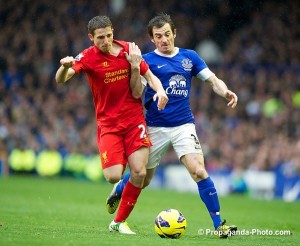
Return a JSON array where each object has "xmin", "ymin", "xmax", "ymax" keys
[
  {"xmin": 197, "ymin": 177, "xmax": 222, "ymax": 229},
  {"xmin": 116, "ymin": 172, "xmax": 130, "ymax": 195}
]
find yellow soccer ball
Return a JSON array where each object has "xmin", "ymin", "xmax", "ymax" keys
[{"xmin": 154, "ymin": 209, "xmax": 187, "ymax": 239}]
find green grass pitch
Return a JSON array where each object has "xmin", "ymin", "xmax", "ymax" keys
[{"xmin": 0, "ymin": 175, "xmax": 299, "ymax": 245}]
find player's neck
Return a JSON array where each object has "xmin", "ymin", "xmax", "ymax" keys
[
  {"xmin": 109, "ymin": 42, "xmax": 122, "ymax": 56},
  {"xmin": 155, "ymin": 47, "xmax": 179, "ymax": 57}
]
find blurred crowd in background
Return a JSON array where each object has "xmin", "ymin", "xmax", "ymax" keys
[{"xmin": 0, "ymin": 0, "xmax": 300, "ymax": 177}]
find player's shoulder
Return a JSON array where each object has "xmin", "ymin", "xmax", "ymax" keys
[
  {"xmin": 142, "ymin": 51, "xmax": 156, "ymax": 59},
  {"xmin": 83, "ymin": 46, "xmax": 96, "ymax": 54},
  {"xmin": 178, "ymin": 47, "xmax": 198, "ymax": 56},
  {"xmin": 75, "ymin": 46, "xmax": 96, "ymax": 61},
  {"xmin": 178, "ymin": 47, "xmax": 203, "ymax": 62},
  {"xmin": 114, "ymin": 39, "xmax": 128, "ymax": 45},
  {"xmin": 114, "ymin": 40, "xmax": 129, "ymax": 50},
  {"xmin": 141, "ymin": 52, "xmax": 154, "ymax": 65}
]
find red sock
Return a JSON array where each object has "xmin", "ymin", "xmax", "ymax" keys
[{"xmin": 114, "ymin": 181, "xmax": 142, "ymax": 223}]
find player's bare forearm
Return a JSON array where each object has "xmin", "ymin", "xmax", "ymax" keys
[
  {"xmin": 207, "ymin": 75, "xmax": 238, "ymax": 108},
  {"xmin": 143, "ymin": 70, "xmax": 164, "ymax": 94},
  {"xmin": 125, "ymin": 42, "xmax": 145, "ymax": 98},
  {"xmin": 55, "ymin": 66, "xmax": 72, "ymax": 83},
  {"xmin": 130, "ymin": 66, "xmax": 144, "ymax": 99},
  {"xmin": 56, "ymin": 56, "xmax": 76, "ymax": 83},
  {"xmin": 211, "ymin": 78, "xmax": 228, "ymax": 98},
  {"xmin": 143, "ymin": 70, "xmax": 168, "ymax": 110}
]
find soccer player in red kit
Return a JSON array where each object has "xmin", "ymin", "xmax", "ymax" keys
[{"xmin": 55, "ymin": 15, "xmax": 168, "ymax": 234}]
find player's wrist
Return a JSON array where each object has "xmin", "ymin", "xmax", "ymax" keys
[
  {"xmin": 130, "ymin": 64, "xmax": 140, "ymax": 70},
  {"xmin": 62, "ymin": 64, "xmax": 72, "ymax": 69},
  {"xmin": 222, "ymin": 89, "xmax": 229, "ymax": 98}
]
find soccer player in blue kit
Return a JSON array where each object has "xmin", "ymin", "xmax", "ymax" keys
[{"xmin": 106, "ymin": 13, "xmax": 238, "ymax": 238}]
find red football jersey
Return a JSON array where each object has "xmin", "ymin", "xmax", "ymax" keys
[{"xmin": 72, "ymin": 40, "xmax": 149, "ymax": 126}]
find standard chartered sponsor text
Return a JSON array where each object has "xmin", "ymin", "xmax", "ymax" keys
[{"xmin": 104, "ymin": 69, "xmax": 129, "ymax": 83}]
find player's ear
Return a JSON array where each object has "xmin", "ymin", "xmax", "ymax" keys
[
  {"xmin": 88, "ymin": 33, "xmax": 94, "ymax": 42},
  {"xmin": 173, "ymin": 29, "xmax": 176, "ymax": 39}
]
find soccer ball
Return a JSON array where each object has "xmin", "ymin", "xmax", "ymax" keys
[{"xmin": 154, "ymin": 209, "xmax": 187, "ymax": 239}]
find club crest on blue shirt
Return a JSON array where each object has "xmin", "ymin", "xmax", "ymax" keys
[{"xmin": 181, "ymin": 58, "xmax": 192, "ymax": 71}]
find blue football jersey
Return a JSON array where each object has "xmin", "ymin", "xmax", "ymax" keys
[{"xmin": 143, "ymin": 47, "xmax": 211, "ymax": 127}]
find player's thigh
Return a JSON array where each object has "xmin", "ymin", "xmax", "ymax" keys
[
  {"xmin": 127, "ymin": 146, "xmax": 149, "ymax": 174},
  {"xmin": 181, "ymin": 152, "xmax": 208, "ymax": 181},
  {"xmin": 171, "ymin": 124, "xmax": 207, "ymax": 180},
  {"xmin": 97, "ymin": 125, "xmax": 127, "ymax": 169},
  {"xmin": 123, "ymin": 118, "xmax": 152, "ymax": 158},
  {"xmin": 128, "ymin": 147, "xmax": 149, "ymax": 187},
  {"xmin": 171, "ymin": 123, "xmax": 203, "ymax": 162},
  {"xmin": 147, "ymin": 126, "xmax": 172, "ymax": 169}
]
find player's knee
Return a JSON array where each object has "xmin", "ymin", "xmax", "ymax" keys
[
  {"xmin": 193, "ymin": 166, "xmax": 208, "ymax": 181},
  {"xmin": 104, "ymin": 173, "xmax": 122, "ymax": 184},
  {"xmin": 130, "ymin": 168, "xmax": 146, "ymax": 181}
]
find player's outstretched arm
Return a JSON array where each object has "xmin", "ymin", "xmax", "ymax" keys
[
  {"xmin": 143, "ymin": 69, "xmax": 168, "ymax": 110},
  {"xmin": 206, "ymin": 75, "xmax": 238, "ymax": 108},
  {"xmin": 55, "ymin": 56, "xmax": 76, "ymax": 84}
]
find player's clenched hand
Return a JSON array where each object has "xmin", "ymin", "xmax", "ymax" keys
[
  {"xmin": 60, "ymin": 56, "xmax": 75, "ymax": 68},
  {"xmin": 125, "ymin": 42, "xmax": 142, "ymax": 68},
  {"xmin": 224, "ymin": 90, "xmax": 238, "ymax": 108},
  {"xmin": 153, "ymin": 91, "xmax": 169, "ymax": 110}
]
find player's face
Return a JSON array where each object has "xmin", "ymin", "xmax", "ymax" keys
[
  {"xmin": 88, "ymin": 27, "xmax": 114, "ymax": 54},
  {"xmin": 151, "ymin": 23, "xmax": 176, "ymax": 55}
]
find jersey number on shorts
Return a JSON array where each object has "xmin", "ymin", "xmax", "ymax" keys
[{"xmin": 138, "ymin": 124, "xmax": 147, "ymax": 138}]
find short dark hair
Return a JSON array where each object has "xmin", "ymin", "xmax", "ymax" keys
[
  {"xmin": 147, "ymin": 13, "xmax": 176, "ymax": 37},
  {"xmin": 87, "ymin": 16, "xmax": 113, "ymax": 36}
]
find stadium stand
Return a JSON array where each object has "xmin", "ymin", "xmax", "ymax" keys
[{"xmin": 0, "ymin": 0, "xmax": 299, "ymax": 181}]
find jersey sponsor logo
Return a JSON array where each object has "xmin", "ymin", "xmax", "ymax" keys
[
  {"xmin": 165, "ymin": 74, "xmax": 188, "ymax": 97},
  {"xmin": 182, "ymin": 58, "xmax": 192, "ymax": 71},
  {"xmin": 75, "ymin": 53, "xmax": 84, "ymax": 61},
  {"xmin": 157, "ymin": 64, "xmax": 167, "ymax": 68},
  {"xmin": 104, "ymin": 68, "xmax": 129, "ymax": 83}
]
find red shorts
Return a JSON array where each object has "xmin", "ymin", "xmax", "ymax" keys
[{"xmin": 97, "ymin": 115, "xmax": 152, "ymax": 169}]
